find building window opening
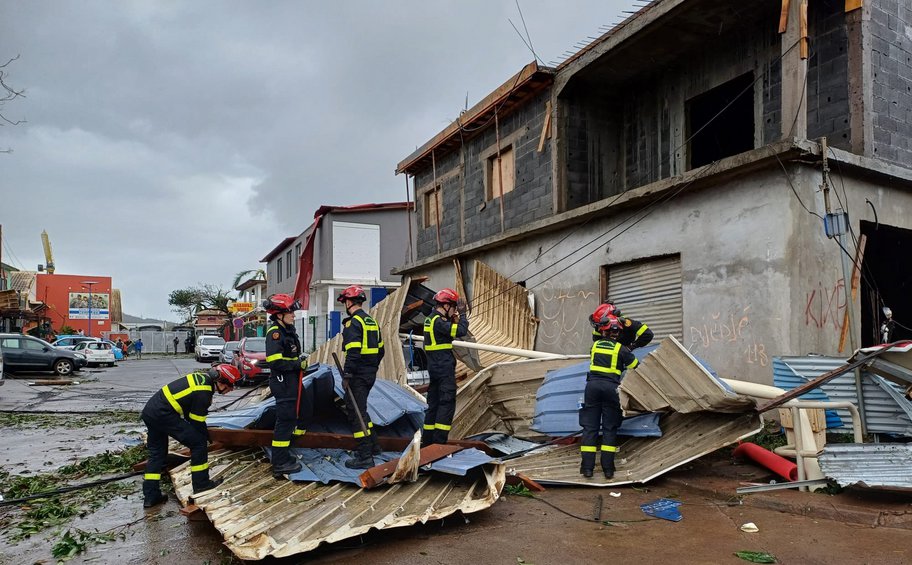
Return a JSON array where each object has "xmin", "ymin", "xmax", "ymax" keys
[
  {"xmin": 859, "ymin": 221, "xmax": 912, "ymax": 346},
  {"xmin": 486, "ymin": 146, "xmax": 515, "ymax": 200},
  {"xmin": 687, "ymin": 72, "xmax": 755, "ymax": 169},
  {"xmin": 277, "ymin": 258, "xmax": 283, "ymax": 283},
  {"xmin": 423, "ymin": 186, "xmax": 441, "ymax": 228}
]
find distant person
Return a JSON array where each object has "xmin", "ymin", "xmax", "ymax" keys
[
  {"xmin": 173, "ymin": 336, "xmax": 179, "ymax": 355},
  {"xmin": 116, "ymin": 338, "xmax": 124, "ymax": 352},
  {"xmin": 78, "ymin": 329, "xmax": 85, "ymax": 336},
  {"xmin": 185, "ymin": 335, "xmax": 193, "ymax": 354},
  {"xmin": 135, "ymin": 338, "xmax": 144, "ymax": 359},
  {"xmin": 141, "ymin": 364, "xmax": 240, "ymax": 508}
]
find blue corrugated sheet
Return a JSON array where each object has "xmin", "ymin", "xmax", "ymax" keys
[
  {"xmin": 268, "ymin": 448, "xmax": 400, "ymax": 485},
  {"xmin": 772, "ymin": 357, "xmax": 844, "ymax": 429},
  {"xmin": 427, "ymin": 448, "xmax": 494, "ymax": 476},
  {"xmin": 465, "ymin": 433, "xmax": 542, "ymax": 456},
  {"xmin": 530, "ymin": 360, "xmax": 662, "ymax": 437}
]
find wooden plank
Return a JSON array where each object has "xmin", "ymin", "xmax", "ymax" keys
[
  {"xmin": 838, "ymin": 234, "xmax": 867, "ymax": 353},
  {"xmin": 845, "ymin": 0, "xmax": 862, "ymax": 12},
  {"xmin": 754, "ymin": 345, "xmax": 895, "ymax": 413},
  {"xmin": 359, "ymin": 444, "xmax": 463, "ymax": 489},
  {"xmin": 778, "ymin": 0, "xmax": 790, "ymax": 33},
  {"xmin": 799, "ymin": 0, "xmax": 809, "ymax": 59},
  {"xmin": 206, "ymin": 428, "xmax": 493, "ymax": 454},
  {"xmin": 537, "ymin": 100, "xmax": 552, "ymax": 153}
]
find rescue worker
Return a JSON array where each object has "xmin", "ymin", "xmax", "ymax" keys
[
  {"xmin": 589, "ymin": 302, "xmax": 654, "ymax": 350},
  {"xmin": 580, "ymin": 312, "xmax": 639, "ymax": 479},
  {"xmin": 422, "ymin": 288, "xmax": 468, "ymax": 447},
  {"xmin": 263, "ymin": 293, "xmax": 305, "ymax": 476},
  {"xmin": 141, "ymin": 363, "xmax": 240, "ymax": 508},
  {"xmin": 338, "ymin": 285, "xmax": 385, "ymax": 469}
]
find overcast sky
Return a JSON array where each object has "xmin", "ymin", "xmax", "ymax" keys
[{"xmin": 1, "ymin": 1, "xmax": 637, "ymax": 321}]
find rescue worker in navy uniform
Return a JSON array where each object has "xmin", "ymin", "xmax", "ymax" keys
[
  {"xmin": 589, "ymin": 302, "xmax": 654, "ymax": 350},
  {"xmin": 580, "ymin": 312, "xmax": 639, "ymax": 479},
  {"xmin": 338, "ymin": 285, "xmax": 385, "ymax": 469},
  {"xmin": 422, "ymin": 288, "xmax": 469, "ymax": 447},
  {"xmin": 141, "ymin": 363, "xmax": 240, "ymax": 508},
  {"xmin": 263, "ymin": 293, "xmax": 305, "ymax": 476}
]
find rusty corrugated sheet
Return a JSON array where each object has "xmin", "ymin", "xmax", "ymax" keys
[
  {"xmin": 170, "ymin": 448, "xmax": 506, "ymax": 560},
  {"xmin": 307, "ymin": 278, "xmax": 411, "ymax": 386},
  {"xmin": 456, "ymin": 261, "xmax": 538, "ymax": 378},
  {"xmin": 619, "ymin": 336, "xmax": 755, "ymax": 414}
]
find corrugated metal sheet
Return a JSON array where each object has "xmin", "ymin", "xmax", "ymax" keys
[
  {"xmin": 427, "ymin": 448, "xmax": 494, "ymax": 476},
  {"xmin": 465, "ymin": 433, "xmax": 541, "ymax": 456},
  {"xmin": 772, "ymin": 357, "xmax": 844, "ymax": 429},
  {"xmin": 619, "ymin": 336, "xmax": 754, "ymax": 414},
  {"xmin": 607, "ymin": 255, "xmax": 682, "ymax": 340},
  {"xmin": 171, "ymin": 449, "xmax": 506, "ymax": 560},
  {"xmin": 456, "ymin": 261, "xmax": 538, "ymax": 378},
  {"xmin": 778, "ymin": 356, "xmax": 912, "ymax": 436},
  {"xmin": 818, "ymin": 444, "xmax": 912, "ymax": 490},
  {"xmin": 512, "ymin": 412, "xmax": 762, "ymax": 487},
  {"xmin": 279, "ymin": 448, "xmax": 400, "ymax": 485}
]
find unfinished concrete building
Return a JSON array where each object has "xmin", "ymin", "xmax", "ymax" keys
[{"xmin": 395, "ymin": 0, "xmax": 912, "ymax": 384}]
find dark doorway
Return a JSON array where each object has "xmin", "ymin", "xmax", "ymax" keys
[
  {"xmin": 859, "ymin": 220, "xmax": 912, "ymax": 346},
  {"xmin": 687, "ymin": 73, "xmax": 755, "ymax": 169}
]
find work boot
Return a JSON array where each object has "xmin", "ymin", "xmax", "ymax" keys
[
  {"xmin": 601, "ymin": 453, "xmax": 616, "ymax": 480},
  {"xmin": 192, "ymin": 477, "xmax": 223, "ymax": 494},
  {"xmin": 344, "ymin": 453, "xmax": 374, "ymax": 469},
  {"xmin": 579, "ymin": 462, "xmax": 594, "ymax": 479},
  {"xmin": 272, "ymin": 460, "xmax": 303, "ymax": 477},
  {"xmin": 143, "ymin": 492, "xmax": 168, "ymax": 509}
]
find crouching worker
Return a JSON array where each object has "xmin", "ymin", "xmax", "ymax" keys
[
  {"xmin": 141, "ymin": 363, "xmax": 239, "ymax": 508},
  {"xmin": 580, "ymin": 312, "xmax": 638, "ymax": 480}
]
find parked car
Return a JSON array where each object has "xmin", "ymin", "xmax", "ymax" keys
[
  {"xmin": 51, "ymin": 336, "xmax": 100, "ymax": 350},
  {"xmin": 219, "ymin": 341, "xmax": 240, "ymax": 364},
  {"xmin": 73, "ymin": 340, "xmax": 116, "ymax": 367},
  {"xmin": 101, "ymin": 340, "xmax": 125, "ymax": 361},
  {"xmin": 195, "ymin": 336, "xmax": 226, "ymax": 362},
  {"xmin": 0, "ymin": 333, "xmax": 87, "ymax": 376},
  {"xmin": 234, "ymin": 337, "xmax": 269, "ymax": 385}
]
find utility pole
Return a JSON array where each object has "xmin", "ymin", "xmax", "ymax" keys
[{"xmin": 820, "ymin": 137, "xmax": 867, "ymax": 435}]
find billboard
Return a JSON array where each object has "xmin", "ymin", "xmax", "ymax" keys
[{"xmin": 68, "ymin": 292, "xmax": 110, "ymax": 320}]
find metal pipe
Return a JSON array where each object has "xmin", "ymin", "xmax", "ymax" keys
[
  {"xmin": 791, "ymin": 406, "xmax": 806, "ymax": 489},
  {"xmin": 399, "ymin": 334, "xmax": 563, "ymax": 359}
]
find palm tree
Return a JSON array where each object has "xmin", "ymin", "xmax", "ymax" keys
[{"xmin": 232, "ymin": 268, "xmax": 266, "ymax": 290}]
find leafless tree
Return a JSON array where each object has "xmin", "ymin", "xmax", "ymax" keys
[{"xmin": 0, "ymin": 55, "xmax": 26, "ymax": 153}]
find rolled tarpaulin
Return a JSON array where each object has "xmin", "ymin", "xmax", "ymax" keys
[{"xmin": 732, "ymin": 441, "xmax": 798, "ymax": 482}]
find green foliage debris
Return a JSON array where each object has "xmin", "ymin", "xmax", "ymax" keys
[
  {"xmin": 504, "ymin": 484, "xmax": 534, "ymax": 497},
  {"xmin": 735, "ymin": 550, "xmax": 777, "ymax": 563},
  {"xmin": 51, "ymin": 528, "xmax": 120, "ymax": 562},
  {"xmin": 0, "ymin": 411, "xmax": 140, "ymax": 430}
]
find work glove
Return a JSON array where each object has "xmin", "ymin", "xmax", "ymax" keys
[
  {"xmin": 456, "ymin": 297, "xmax": 468, "ymax": 314},
  {"xmin": 299, "ymin": 355, "xmax": 309, "ymax": 371}
]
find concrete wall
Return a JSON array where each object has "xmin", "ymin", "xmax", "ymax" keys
[
  {"xmin": 869, "ymin": 0, "xmax": 912, "ymax": 166},
  {"xmin": 318, "ymin": 208, "xmax": 411, "ymax": 283},
  {"xmin": 264, "ymin": 232, "xmax": 307, "ymax": 297},
  {"xmin": 414, "ymin": 89, "xmax": 554, "ymax": 259}
]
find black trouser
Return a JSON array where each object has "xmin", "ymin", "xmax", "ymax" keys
[
  {"xmin": 141, "ymin": 410, "xmax": 209, "ymax": 498},
  {"xmin": 270, "ymin": 369, "xmax": 300, "ymax": 468},
  {"xmin": 578, "ymin": 376, "xmax": 622, "ymax": 473},
  {"xmin": 345, "ymin": 371, "xmax": 376, "ymax": 457},
  {"xmin": 423, "ymin": 353, "xmax": 457, "ymax": 445}
]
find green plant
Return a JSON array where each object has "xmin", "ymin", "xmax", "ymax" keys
[
  {"xmin": 504, "ymin": 484, "xmax": 534, "ymax": 497},
  {"xmin": 58, "ymin": 325, "xmax": 76, "ymax": 335},
  {"xmin": 51, "ymin": 528, "xmax": 119, "ymax": 561},
  {"xmin": 734, "ymin": 550, "xmax": 777, "ymax": 563},
  {"xmin": 744, "ymin": 421, "xmax": 788, "ymax": 452}
]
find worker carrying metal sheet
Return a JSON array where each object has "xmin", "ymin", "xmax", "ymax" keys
[
  {"xmin": 141, "ymin": 364, "xmax": 240, "ymax": 508},
  {"xmin": 263, "ymin": 293, "xmax": 306, "ymax": 477},
  {"xmin": 422, "ymin": 288, "xmax": 469, "ymax": 447},
  {"xmin": 337, "ymin": 285, "xmax": 385, "ymax": 469},
  {"xmin": 590, "ymin": 302, "xmax": 654, "ymax": 350},
  {"xmin": 580, "ymin": 311, "xmax": 639, "ymax": 479}
]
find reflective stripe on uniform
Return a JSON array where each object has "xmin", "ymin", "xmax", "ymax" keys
[
  {"xmin": 628, "ymin": 357, "xmax": 639, "ymax": 370},
  {"xmin": 190, "ymin": 462, "xmax": 209, "ymax": 472},
  {"xmin": 589, "ymin": 341, "xmax": 622, "ymax": 375},
  {"xmin": 353, "ymin": 314, "xmax": 382, "ymax": 354},
  {"xmin": 189, "ymin": 412, "xmax": 206, "ymax": 423},
  {"xmin": 424, "ymin": 314, "xmax": 453, "ymax": 351},
  {"xmin": 293, "ymin": 428, "xmax": 306, "ymax": 436},
  {"xmin": 423, "ymin": 424, "xmax": 435, "ymax": 430},
  {"xmin": 354, "ymin": 430, "xmax": 367, "ymax": 438},
  {"xmin": 368, "ymin": 421, "xmax": 374, "ymax": 428},
  {"xmin": 601, "ymin": 445, "xmax": 619, "ymax": 452},
  {"xmin": 144, "ymin": 473, "xmax": 161, "ymax": 481},
  {"xmin": 162, "ymin": 373, "xmax": 213, "ymax": 417},
  {"xmin": 434, "ymin": 423, "xmax": 451, "ymax": 431},
  {"xmin": 272, "ymin": 439, "xmax": 290, "ymax": 447},
  {"xmin": 635, "ymin": 324, "xmax": 648, "ymax": 338},
  {"xmin": 266, "ymin": 353, "xmax": 297, "ymax": 362},
  {"xmin": 580, "ymin": 445, "xmax": 597, "ymax": 453}
]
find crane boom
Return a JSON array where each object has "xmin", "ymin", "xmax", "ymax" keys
[{"xmin": 41, "ymin": 230, "xmax": 55, "ymax": 274}]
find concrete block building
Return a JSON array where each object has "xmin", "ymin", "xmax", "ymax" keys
[{"xmin": 395, "ymin": 0, "xmax": 912, "ymax": 384}]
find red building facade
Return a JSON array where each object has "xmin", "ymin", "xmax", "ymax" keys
[{"xmin": 36, "ymin": 273, "xmax": 112, "ymax": 336}]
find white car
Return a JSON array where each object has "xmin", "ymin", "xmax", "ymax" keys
[
  {"xmin": 73, "ymin": 340, "xmax": 116, "ymax": 367},
  {"xmin": 195, "ymin": 336, "xmax": 226, "ymax": 362},
  {"xmin": 51, "ymin": 336, "xmax": 101, "ymax": 350}
]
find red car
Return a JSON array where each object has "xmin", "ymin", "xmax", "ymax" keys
[{"xmin": 234, "ymin": 337, "xmax": 269, "ymax": 386}]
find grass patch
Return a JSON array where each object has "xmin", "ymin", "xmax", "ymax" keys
[{"xmin": 0, "ymin": 411, "xmax": 141, "ymax": 430}]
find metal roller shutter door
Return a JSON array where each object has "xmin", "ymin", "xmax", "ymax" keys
[{"xmin": 607, "ymin": 255, "xmax": 683, "ymax": 340}]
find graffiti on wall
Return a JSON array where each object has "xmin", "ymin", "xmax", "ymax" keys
[
  {"xmin": 805, "ymin": 279, "xmax": 846, "ymax": 333},
  {"xmin": 687, "ymin": 305, "xmax": 768, "ymax": 367},
  {"xmin": 537, "ymin": 281, "xmax": 595, "ymax": 352}
]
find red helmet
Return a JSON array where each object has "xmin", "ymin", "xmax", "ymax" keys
[
  {"xmin": 337, "ymin": 285, "xmax": 367, "ymax": 304},
  {"xmin": 596, "ymin": 314, "xmax": 622, "ymax": 334},
  {"xmin": 589, "ymin": 303, "xmax": 619, "ymax": 327},
  {"xmin": 263, "ymin": 293, "xmax": 301, "ymax": 314},
  {"xmin": 433, "ymin": 288, "xmax": 459, "ymax": 305},
  {"xmin": 208, "ymin": 363, "xmax": 241, "ymax": 387}
]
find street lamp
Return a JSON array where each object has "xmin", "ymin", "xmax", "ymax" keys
[{"xmin": 81, "ymin": 280, "xmax": 98, "ymax": 337}]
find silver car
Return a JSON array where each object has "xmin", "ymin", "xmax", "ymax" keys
[{"xmin": 219, "ymin": 341, "xmax": 240, "ymax": 364}]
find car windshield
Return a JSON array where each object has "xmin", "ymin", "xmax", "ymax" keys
[
  {"xmin": 201, "ymin": 337, "xmax": 225, "ymax": 346},
  {"xmin": 245, "ymin": 338, "xmax": 266, "ymax": 352},
  {"xmin": 224, "ymin": 341, "xmax": 240, "ymax": 350}
]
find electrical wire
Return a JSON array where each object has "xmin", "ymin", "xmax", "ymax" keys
[{"xmin": 0, "ymin": 471, "xmax": 142, "ymax": 506}]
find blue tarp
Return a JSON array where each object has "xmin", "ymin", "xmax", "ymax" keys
[{"xmin": 426, "ymin": 448, "xmax": 494, "ymax": 476}]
